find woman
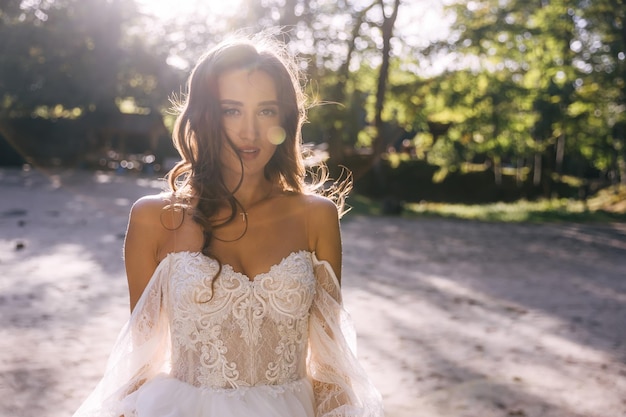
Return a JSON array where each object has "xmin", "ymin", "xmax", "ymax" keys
[{"xmin": 73, "ymin": 34, "xmax": 383, "ymax": 417}]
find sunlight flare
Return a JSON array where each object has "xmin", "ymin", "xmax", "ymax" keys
[{"xmin": 135, "ymin": 0, "xmax": 241, "ymax": 22}]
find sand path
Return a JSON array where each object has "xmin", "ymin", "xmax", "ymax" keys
[{"xmin": 1, "ymin": 168, "xmax": 625, "ymax": 417}]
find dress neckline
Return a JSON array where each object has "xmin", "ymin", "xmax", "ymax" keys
[{"xmin": 162, "ymin": 249, "xmax": 312, "ymax": 283}]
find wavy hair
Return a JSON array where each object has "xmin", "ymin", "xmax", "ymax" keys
[{"xmin": 167, "ymin": 34, "xmax": 349, "ymax": 260}]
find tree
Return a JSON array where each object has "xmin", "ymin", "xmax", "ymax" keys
[
  {"xmin": 0, "ymin": 0, "xmax": 182, "ymax": 166},
  {"xmin": 573, "ymin": 0, "xmax": 626, "ymax": 183},
  {"xmin": 436, "ymin": 0, "xmax": 600, "ymax": 194},
  {"xmin": 0, "ymin": 0, "xmax": 178, "ymax": 118}
]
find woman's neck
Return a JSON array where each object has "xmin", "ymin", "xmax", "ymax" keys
[{"xmin": 225, "ymin": 174, "xmax": 275, "ymax": 209}]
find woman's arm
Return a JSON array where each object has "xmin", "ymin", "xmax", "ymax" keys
[
  {"xmin": 308, "ymin": 195, "xmax": 343, "ymax": 284},
  {"xmin": 124, "ymin": 195, "xmax": 164, "ymax": 312},
  {"xmin": 306, "ymin": 197, "xmax": 384, "ymax": 417}
]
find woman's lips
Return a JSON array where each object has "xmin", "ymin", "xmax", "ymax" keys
[{"xmin": 237, "ymin": 147, "xmax": 260, "ymax": 159}]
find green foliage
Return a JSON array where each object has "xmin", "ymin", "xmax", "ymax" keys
[
  {"xmin": 346, "ymin": 192, "xmax": 626, "ymax": 222},
  {"xmin": 1, "ymin": 0, "xmax": 624, "ymax": 198},
  {"xmin": 304, "ymin": 77, "xmax": 371, "ymax": 147},
  {"xmin": 405, "ymin": 199, "xmax": 626, "ymax": 223},
  {"xmin": 0, "ymin": 0, "xmax": 180, "ymax": 117},
  {"xmin": 439, "ymin": 0, "xmax": 626, "ymax": 184},
  {"xmin": 350, "ymin": 155, "xmax": 586, "ymax": 204}
]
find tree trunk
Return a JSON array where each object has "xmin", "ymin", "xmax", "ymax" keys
[
  {"xmin": 617, "ymin": 154, "xmax": 626, "ymax": 184},
  {"xmin": 351, "ymin": 0, "xmax": 401, "ymax": 182},
  {"xmin": 555, "ymin": 133, "xmax": 565, "ymax": 174},
  {"xmin": 371, "ymin": 0, "xmax": 400, "ymax": 164},
  {"xmin": 516, "ymin": 157, "xmax": 524, "ymax": 187},
  {"xmin": 326, "ymin": 2, "xmax": 376, "ymax": 163},
  {"xmin": 493, "ymin": 156, "xmax": 502, "ymax": 186},
  {"xmin": 541, "ymin": 144, "xmax": 555, "ymax": 198},
  {"xmin": 533, "ymin": 152, "xmax": 541, "ymax": 187}
]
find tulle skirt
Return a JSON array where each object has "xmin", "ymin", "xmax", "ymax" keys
[{"xmin": 119, "ymin": 374, "xmax": 316, "ymax": 417}]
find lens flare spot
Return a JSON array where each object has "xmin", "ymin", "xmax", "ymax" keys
[{"xmin": 268, "ymin": 126, "xmax": 286, "ymax": 145}]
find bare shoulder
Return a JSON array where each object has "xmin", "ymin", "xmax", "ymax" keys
[
  {"xmin": 126, "ymin": 192, "xmax": 184, "ymax": 259},
  {"xmin": 125, "ymin": 192, "xmax": 177, "ymax": 311},
  {"xmin": 130, "ymin": 193, "xmax": 172, "ymax": 217},
  {"xmin": 300, "ymin": 193, "xmax": 342, "ymax": 279},
  {"xmin": 302, "ymin": 193, "xmax": 340, "ymax": 225},
  {"xmin": 130, "ymin": 194, "xmax": 169, "ymax": 220},
  {"xmin": 129, "ymin": 192, "xmax": 184, "ymax": 229}
]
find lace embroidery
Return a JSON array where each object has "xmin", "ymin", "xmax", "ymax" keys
[
  {"xmin": 71, "ymin": 251, "xmax": 384, "ymax": 417},
  {"xmin": 166, "ymin": 251, "xmax": 315, "ymax": 389}
]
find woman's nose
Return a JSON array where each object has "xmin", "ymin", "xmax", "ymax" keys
[{"xmin": 239, "ymin": 113, "xmax": 258, "ymax": 141}]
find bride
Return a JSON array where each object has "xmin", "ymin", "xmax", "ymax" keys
[{"xmin": 73, "ymin": 33, "xmax": 383, "ymax": 417}]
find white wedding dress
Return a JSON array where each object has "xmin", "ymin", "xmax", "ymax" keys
[{"xmin": 73, "ymin": 250, "xmax": 383, "ymax": 417}]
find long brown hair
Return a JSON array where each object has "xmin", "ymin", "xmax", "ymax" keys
[{"xmin": 167, "ymin": 34, "xmax": 349, "ymax": 260}]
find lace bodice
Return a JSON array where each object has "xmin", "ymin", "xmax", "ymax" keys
[
  {"xmin": 72, "ymin": 250, "xmax": 384, "ymax": 417},
  {"xmin": 165, "ymin": 250, "xmax": 316, "ymax": 389}
]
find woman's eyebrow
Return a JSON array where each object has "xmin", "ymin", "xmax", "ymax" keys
[
  {"xmin": 219, "ymin": 99, "xmax": 280, "ymax": 106},
  {"xmin": 220, "ymin": 99, "xmax": 242, "ymax": 106}
]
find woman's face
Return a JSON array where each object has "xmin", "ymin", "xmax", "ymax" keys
[{"xmin": 217, "ymin": 68, "xmax": 284, "ymax": 180}]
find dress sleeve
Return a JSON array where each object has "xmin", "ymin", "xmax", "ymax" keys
[
  {"xmin": 307, "ymin": 253, "xmax": 384, "ymax": 417},
  {"xmin": 72, "ymin": 258, "xmax": 172, "ymax": 417}
]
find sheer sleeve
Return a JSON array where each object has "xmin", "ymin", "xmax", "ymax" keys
[
  {"xmin": 308, "ymin": 253, "xmax": 384, "ymax": 417},
  {"xmin": 72, "ymin": 258, "xmax": 172, "ymax": 417}
]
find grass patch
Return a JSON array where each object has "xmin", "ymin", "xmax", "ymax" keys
[
  {"xmin": 345, "ymin": 194, "xmax": 626, "ymax": 223},
  {"xmin": 344, "ymin": 194, "xmax": 382, "ymax": 216},
  {"xmin": 406, "ymin": 199, "xmax": 626, "ymax": 223}
]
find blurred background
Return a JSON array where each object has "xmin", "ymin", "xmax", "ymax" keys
[
  {"xmin": 1, "ymin": 0, "xmax": 625, "ymax": 217},
  {"xmin": 2, "ymin": 2, "xmax": 626, "ymax": 416}
]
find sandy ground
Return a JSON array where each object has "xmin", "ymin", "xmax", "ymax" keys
[{"xmin": 0, "ymin": 167, "xmax": 625, "ymax": 417}]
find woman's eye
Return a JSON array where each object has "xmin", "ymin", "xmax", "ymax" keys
[
  {"xmin": 222, "ymin": 108, "xmax": 239, "ymax": 116},
  {"xmin": 259, "ymin": 108, "xmax": 278, "ymax": 117}
]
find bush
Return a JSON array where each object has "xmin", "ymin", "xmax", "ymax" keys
[{"xmin": 343, "ymin": 156, "xmax": 579, "ymax": 204}]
